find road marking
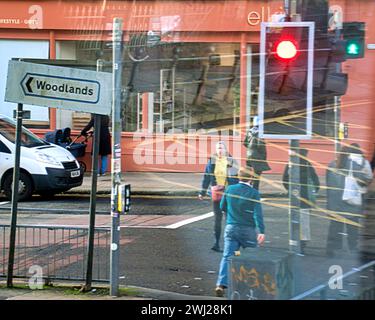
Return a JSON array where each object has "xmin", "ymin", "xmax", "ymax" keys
[
  {"xmin": 120, "ymin": 212, "xmax": 215, "ymax": 229},
  {"xmin": 0, "ymin": 201, "xmax": 9, "ymax": 206},
  {"xmin": 164, "ymin": 212, "xmax": 214, "ymax": 229},
  {"xmin": 291, "ymin": 260, "xmax": 375, "ymax": 300},
  {"xmin": 1, "ymin": 213, "xmax": 215, "ymax": 230}
]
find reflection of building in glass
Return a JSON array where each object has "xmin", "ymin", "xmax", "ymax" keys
[{"xmin": 0, "ymin": 0, "xmax": 374, "ymax": 174}]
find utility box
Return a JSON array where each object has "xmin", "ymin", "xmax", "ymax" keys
[{"xmin": 228, "ymin": 248, "xmax": 294, "ymax": 300}]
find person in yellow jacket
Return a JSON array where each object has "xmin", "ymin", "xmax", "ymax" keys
[{"xmin": 198, "ymin": 141, "xmax": 239, "ymax": 252}]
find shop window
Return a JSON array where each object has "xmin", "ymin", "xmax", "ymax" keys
[{"xmin": 74, "ymin": 41, "xmax": 241, "ymax": 135}]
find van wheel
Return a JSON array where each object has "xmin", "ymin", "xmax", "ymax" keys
[{"xmin": 3, "ymin": 172, "xmax": 34, "ymax": 201}]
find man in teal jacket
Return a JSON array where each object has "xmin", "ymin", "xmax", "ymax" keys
[{"xmin": 215, "ymin": 166, "xmax": 265, "ymax": 297}]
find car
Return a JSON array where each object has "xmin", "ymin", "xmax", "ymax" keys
[{"xmin": 0, "ymin": 114, "xmax": 84, "ymax": 201}]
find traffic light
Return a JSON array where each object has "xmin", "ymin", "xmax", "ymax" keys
[
  {"xmin": 343, "ymin": 22, "xmax": 365, "ymax": 59},
  {"xmin": 258, "ymin": 22, "xmax": 315, "ymax": 139},
  {"xmin": 274, "ymin": 39, "xmax": 299, "ymax": 61}
]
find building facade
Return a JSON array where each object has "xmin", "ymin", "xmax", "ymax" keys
[{"xmin": 0, "ymin": 0, "xmax": 374, "ymax": 174}]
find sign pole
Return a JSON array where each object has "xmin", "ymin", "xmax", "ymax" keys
[
  {"xmin": 110, "ymin": 17, "xmax": 123, "ymax": 297},
  {"xmin": 6, "ymin": 103, "xmax": 23, "ymax": 287},
  {"xmin": 84, "ymin": 61, "xmax": 103, "ymax": 291}
]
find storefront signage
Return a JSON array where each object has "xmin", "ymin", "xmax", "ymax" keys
[
  {"xmin": 247, "ymin": 7, "xmax": 273, "ymax": 26},
  {"xmin": 5, "ymin": 60, "xmax": 112, "ymax": 115}
]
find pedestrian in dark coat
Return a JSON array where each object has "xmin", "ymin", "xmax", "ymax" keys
[
  {"xmin": 198, "ymin": 141, "xmax": 239, "ymax": 252},
  {"xmin": 326, "ymin": 144, "xmax": 373, "ymax": 257},
  {"xmin": 81, "ymin": 115, "xmax": 111, "ymax": 176},
  {"xmin": 244, "ymin": 117, "xmax": 271, "ymax": 190},
  {"xmin": 282, "ymin": 148, "xmax": 320, "ymax": 254}
]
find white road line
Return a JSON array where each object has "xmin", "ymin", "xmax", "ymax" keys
[
  {"xmin": 0, "ymin": 201, "xmax": 9, "ymax": 206},
  {"xmin": 291, "ymin": 260, "xmax": 375, "ymax": 300},
  {"xmin": 164, "ymin": 212, "xmax": 214, "ymax": 229},
  {"xmin": 1, "ymin": 212, "xmax": 215, "ymax": 230}
]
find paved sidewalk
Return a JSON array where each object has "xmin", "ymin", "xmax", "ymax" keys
[
  {"xmin": 0, "ymin": 281, "xmax": 222, "ymax": 300},
  {"xmin": 68, "ymin": 171, "xmax": 375, "ymax": 198},
  {"xmin": 68, "ymin": 172, "xmax": 291, "ymax": 196}
]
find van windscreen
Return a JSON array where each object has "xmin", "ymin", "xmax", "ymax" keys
[{"xmin": 0, "ymin": 118, "xmax": 47, "ymax": 148}]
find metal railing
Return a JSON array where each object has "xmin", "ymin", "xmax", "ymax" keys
[{"xmin": 0, "ymin": 224, "xmax": 110, "ymax": 283}]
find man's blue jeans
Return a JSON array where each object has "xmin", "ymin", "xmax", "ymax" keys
[{"xmin": 216, "ymin": 224, "xmax": 257, "ymax": 288}]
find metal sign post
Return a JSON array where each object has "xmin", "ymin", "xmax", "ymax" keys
[
  {"xmin": 6, "ymin": 103, "xmax": 23, "ymax": 287},
  {"xmin": 110, "ymin": 17, "xmax": 123, "ymax": 297},
  {"xmin": 84, "ymin": 61, "xmax": 104, "ymax": 291}
]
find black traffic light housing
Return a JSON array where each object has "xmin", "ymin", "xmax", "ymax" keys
[{"xmin": 343, "ymin": 22, "xmax": 365, "ymax": 59}]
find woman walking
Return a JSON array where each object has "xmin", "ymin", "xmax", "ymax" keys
[
  {"xmin": 198, "ymin": 141, "xmax": 239, "ymax": 252},
  {"xmin": 326, "ymin": 143, "xmax": 373, "ymax": 257}
]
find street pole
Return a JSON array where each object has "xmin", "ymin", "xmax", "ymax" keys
[
  {"xmin": 283, "ymin": 0, "xmax": 301, "ymax": 255},
  {"xmin": 83, "ymin": 59, "xmax": 103, "ymax": 291},
  {"xmin": 7, "ymin": 103, "xmax": 23, "ymax": 287},
  {"xmin": 110, "ymin": 17, "xmax": 123, "ymax": 297},
  {"xmin": 289, "ymin": 139, "xmax": 301, "ymax": 254},
  {"xmin": 334, "ymin": 27, "xmax": 342, "ymax": 155}
]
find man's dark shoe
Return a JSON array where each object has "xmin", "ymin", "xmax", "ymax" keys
[
  {"xmin": 211, "ymin": 244, "xmax": 223, "ymax": 252},
  {"xmin": 215, "ymin": 285, "xmax": 225, "ymax": 297}
]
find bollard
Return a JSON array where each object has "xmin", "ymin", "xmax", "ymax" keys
[{"xmin": 228, "ymin": 248, "xmax": 294, "ymax": 300}]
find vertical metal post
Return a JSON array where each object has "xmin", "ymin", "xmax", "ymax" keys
[
  {"xmin": 334, "ymin": 27, "xmax": 342, "ymax": 155},
  {"xmin": 7, "ymin": 103, "xmax": 23, "ymax": 287},
  {"xmin": 289, "ymin": 139, "xmax": 301, "ymax": 253},
  {"xmin": 84, "ymin": 60, "xmax": 103, "ymax": 290},
  {"xmin": 110, "ymin": 17, "xmax": 123, "ymax": 297}
]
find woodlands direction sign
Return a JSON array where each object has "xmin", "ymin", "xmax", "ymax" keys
[{"xmin": 5, "ymin": 60, "xmax": 112, "ymax": 115}]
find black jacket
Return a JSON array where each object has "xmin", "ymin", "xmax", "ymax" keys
[
  {"xmin": 81, "ymin": 115, "xmax": 111, "ymax": 156},
  {"xmin": 282, "ymin": 158, "xmax": 320, "ymax": 209},
  {"xmin": 244, "ymin": 130, "xmax": 271, "ymax": 173}
]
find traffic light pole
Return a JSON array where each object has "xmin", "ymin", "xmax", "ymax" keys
[
  {"xmin": 110, "ymin": 17, "xmax": 123, "ymax": 297},
  {"xmin": 288, "ymin": 139, "xmax": 301, "ymax": 254},
  {"xmin": 334, "ymin": 27, "xmax": 342, "ymax": 154},
  {"xmin": 283, "ymin": 0, "xmax": 301, "ymax": 255}
]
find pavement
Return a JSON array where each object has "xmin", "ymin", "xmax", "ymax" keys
[
  {"xmin": 67, "ymin": 171, "xmax": 375, "ymax": 199},
  {"xmin": 1, "ymin": 171, "xmax": 374, "ymax": 300},
  {"xmin": 69, "ymin": 172, "xmax": 292, "ymax": 197},
  {"xmin": 0, "ymin": 281, "xmax": 222, "ymax": 300}
]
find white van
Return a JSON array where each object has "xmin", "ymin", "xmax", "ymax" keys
[{"xmin": 0, "ymin": 114, "xmax": 84, "ymax": 201}]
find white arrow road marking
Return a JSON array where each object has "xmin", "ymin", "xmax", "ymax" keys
[{"xmin": 0, "ymin": 201, "xmax": 10, "ymax": 206}]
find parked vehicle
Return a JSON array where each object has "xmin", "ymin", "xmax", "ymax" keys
[{"xmin": 0, "ymin": 114, "xmax": 84, "ymax": 201}]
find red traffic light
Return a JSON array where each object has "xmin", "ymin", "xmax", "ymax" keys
[{"xmin": 275, "ymin": 39, "xmax": 298, "ymax": 61}]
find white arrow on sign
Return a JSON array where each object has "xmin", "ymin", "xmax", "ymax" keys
[{"xmin": 21, "ymin": 73, "xmax": 100, "ymax": 104}]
